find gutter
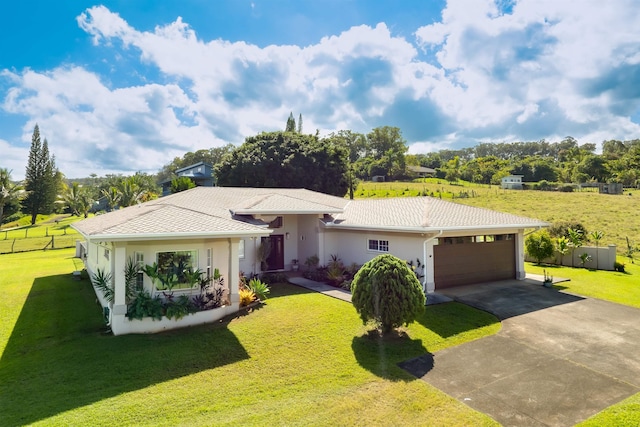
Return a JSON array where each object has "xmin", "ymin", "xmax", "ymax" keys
[{"xmin": 423, "ymin": 230, "xmax": 443, "ymax": 293}]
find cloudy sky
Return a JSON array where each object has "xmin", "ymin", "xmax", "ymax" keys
[{"xmin": 1, "ymin": 0, "xmax": 640, "ymax": 180}]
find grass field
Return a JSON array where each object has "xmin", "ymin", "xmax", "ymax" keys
[
  {"xmin": 0, "ymin": 214, "xmax": 82, "ymax": 254},
  {"xmin": 0, "ymin": 248, "xmax": 501, "ymax": 426},
  {"xmin": 357, "ymin": 180, "xmax": 640, "ymax": 255}
]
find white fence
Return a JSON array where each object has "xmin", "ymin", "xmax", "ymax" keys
[{"xmin": 526, "ymin": 245, "xmax": 617, "ymax": 271}]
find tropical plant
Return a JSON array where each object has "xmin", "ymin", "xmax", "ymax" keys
[
  {"xmin": 525, "ymin": 231, "xmax": 555, "ymax": 265},
  {"xmin": 164, "ymin": 295, "xmax": 195, "ymax": 320},
  {"xmin": 589, "ymin": 230, "xmax": 604, "ymax": 269},
  {"xmin": 101, "ymin": 186, "xmax": 121, "ymax": 211},
  {"xmin": 239, "ymin": 288, "xmax": 256, "ymax": 306},
  {"xmin": 351, "ymin": 254, "xmax": 425, "ymax": 334},
  {"xmin": 555, "ymin": 236, "xmax": 570, "ymax": 265},
  {"xmin": 124, "ymin": 256, "xmax": 143, "ymax": 302},
  {"xmin": 126, "ymin": 290, "xmax": 163, "ymax": 320},
  {"xmin": 142, "ymin": 262, "xmax": 179, "ymax": 295},
  {"xmin": 304, "ymin": 254, "xmax": 319, "ymax": 270},
  {"xmin": 246, "ymin": 278, "xmax": 270, "ymax": 301},
  {"xmin": 91, "ymin": 268, "xmax": 114, "ymax": 303},
  {"xmin": 567, "ymin": 228, "xmax": 585, "ymax": 267},
  {"xmin": 61, "ymin": 182, "xmax": 93, "ymax": 218},
  {"xmin": 579, "ymin": 252, "xmax": 592, "ymax": 269},
  {"xmin": 0, "ymin": 168, "xmax": 21, "ymax": 225}
]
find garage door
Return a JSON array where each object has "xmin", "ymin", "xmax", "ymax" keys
[{"xmin": 434, "ymin": 237, "xmax": 515, "ymax": 288}]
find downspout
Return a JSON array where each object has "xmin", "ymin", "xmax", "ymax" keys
[{"xmin": 423, "ymin": 230, "xmax": 443, "ymax": 293}]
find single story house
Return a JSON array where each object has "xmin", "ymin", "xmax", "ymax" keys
[
  {"xmin": 407, "ymin": 165, "xmax": 436, "ymax": 178},
  {"xmin": 501, "ymin": 175, "xmax": 524, "ymax": 190},
  {"xmin": 73, "ymin": 187, "xmax": 548, "ymax": 335}
]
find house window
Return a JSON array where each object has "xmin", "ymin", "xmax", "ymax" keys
[
  {"xmin": 238, "ymin": 239, "xmax": 245, "ymax": 259},
  {"xmin": 368, "ymin": 239, "xmax": 389, "ymax": 252},
  {"xmin": 206, "ymin": 248, "xmax": 212, "ymax": 279},
  {"xmin": 155, "ymin": 250, "xmax": 198, "ymax": 290},
  {"xmin": 135, "ymin": 252, "xmax": 144, "ymax": 289}
]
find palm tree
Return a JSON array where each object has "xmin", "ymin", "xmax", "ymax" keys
[
  {"xmin": 555, "ymin": 236, "xmax": 570, "ymax": 266},
  {"xmin": 589, "ymin": 230, "xmax": 604, "ymax": 270},
  {"xmin": 0, "ymin": 168, "xmax": 20, "ymax": 225},
  {"xmin": 567, "ymin": 228, "xmax": 584, "ymax": 268},
  {"xmin": 101, "ymin": 187, "xmax": 121, "ymax": 211}
]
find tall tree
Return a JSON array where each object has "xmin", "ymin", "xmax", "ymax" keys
[
  {"xmin": 23, "ymin": 125, "xmax": 58, "ymax": 225},
  {"xmin": 297, "ymin": 113, "xmax": 303, "ymax": 134},
  {"xmin": 285, "ymin": 112, "xmax": 296, "ymax": 132},
  {"xmin": 0, "ymin": 168, "xmax": 21, "ymax": 225},
  {"xmin": 215, "ymin": 131, "xmax": 348, "ymax": 196},
  {"xmin": 366, "ymin": 126, "xmax": 408, "ymax": 180}
]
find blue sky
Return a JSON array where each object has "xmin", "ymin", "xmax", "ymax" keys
[{"xmin": 1, "ymin": 0, "xmax": 640, "ymax": 179}]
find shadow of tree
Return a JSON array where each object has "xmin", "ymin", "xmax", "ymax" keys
[
  {"xmin": 0, "ymin": 274, "xmax": 249, "ymax": 426},
  {"xmin": 351, "ymin": 330, "xmax": 429, "ymax": 381},
  {"xmin": 416, "ymin": 302, "xmax": 500, "ymax": 339}
]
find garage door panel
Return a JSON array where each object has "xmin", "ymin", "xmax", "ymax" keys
[{"xmin": 434, "ymin": 240, "xmax": 515, "ymax": 288}]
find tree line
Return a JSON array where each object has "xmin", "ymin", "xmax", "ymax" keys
[{"xmin": 2, "ymin": 118, "xmax": 640, "ymax": 226}]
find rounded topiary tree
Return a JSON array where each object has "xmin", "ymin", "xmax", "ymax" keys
[
  {"xmin": 525, "ymin": 231, "xmax": 555, "ymax": 265},
  {"xmin": 351, "ymin": 254, "xmax": 426, "ymax": 334}
]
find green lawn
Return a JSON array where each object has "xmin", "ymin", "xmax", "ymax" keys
[
  {"xmin": 0, "ymin": 249, "xmax": 500, "ymax": 426},
  {"xmin": 0, "ymin": 215, "xmax": 82, "ymax": 253}
]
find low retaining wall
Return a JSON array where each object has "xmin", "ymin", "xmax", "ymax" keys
[
  {"xmin": 110, "ymin": 304, "xmax": 240, "ymax": 336},
  {"xmin": 526, "ymin": 245, "xmax": 617, "ymax": 271}
]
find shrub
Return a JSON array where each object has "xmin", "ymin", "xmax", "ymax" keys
[
  {"xmin": 127, "ymin": 290, "xmax": 164, "ymax": 320},
  {"xmin": 557, "ymin": 184, "xmax": 575, "ymax": 192},
  {"xmin": 614, "ymin": 261, "xmax": 626, "ymax": 273},
  {"xmin": 239, "ymin": 288, "xmax": 256, "ymax": 306},
  {"xmin": 164, "ymin": 295, "xmax": 195, "ymax": 320},
  {"xmin": 260, "ymin": 272, "xmax": 288, "ymax": 284},
  {"xmin": 548, "ymin": 221, "xmax": 588, "ymax": 239},
  {"xmin": 351, "ymin": 254, "xmax": 426, "ymax": 334},
  {"xmin": 247, "ymin": 278, "xmax": 270, "ymax": 301},
  {"xmin": 525, "ymin": 231, "xmax": 555, "ymax": 265}
]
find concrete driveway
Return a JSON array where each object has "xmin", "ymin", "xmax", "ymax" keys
[{"xmin": 400, "ymin": 279, "xmax": 640, "ymax": 426}]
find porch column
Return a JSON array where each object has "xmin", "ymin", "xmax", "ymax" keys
[
  {"xmin": 112, "ymin": 244, "xmax": 128, "ymax": 315},
  {"xmin": 424, "ymin": 240, "xmax": 436, "ymax": 293},
  {"xmin": 515, "ymin": 230, "xmax": 526, "ymax": 280},
  {"xmin": 228, "ymin": 238, "xmax": 240, "ymax": 305}
]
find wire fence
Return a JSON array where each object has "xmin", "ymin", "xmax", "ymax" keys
[{"xmin": 0, "ymin": 234, "xmax": 80, "ymax": 254}]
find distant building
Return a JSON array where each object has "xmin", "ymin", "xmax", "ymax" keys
[
  {"xmin": 161, "ymin": 162, "xmax": 214, "ymax": 196},
  {"xmin": 598, "ymin": 183, "xmax": 623, "ymax": 195},
  {"xmin": 501, "ymin": 175, "xmax": 524, "ymax": 190},
  {"xmin": 407, "ymin": 165, "xmax": 436, "ymax": 178}
]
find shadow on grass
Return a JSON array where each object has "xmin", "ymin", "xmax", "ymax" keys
[
  {"xmin": 417, "ymin": 302, "xmax": 500, "ymax": 338},
  {"xmin": 351, "ymin": 330, "xmax": 430, "ymax": 381},
  {"xmin": 0, "ymin": 274, "xmax": 249, "ymax": 427}
]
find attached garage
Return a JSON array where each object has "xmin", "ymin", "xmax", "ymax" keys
[{"xmin": 434, "ymin": 234, "xmax": 516, "ymax": 288}]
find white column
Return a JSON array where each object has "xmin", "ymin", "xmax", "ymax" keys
[
  {"xmin": 515, "ymin": 230, "xmax": 526, "ymax": 279},
  {"xmin": 228, "ymin": 238, "xmax": 240, "ymax": 306},
  {"xmin": 424, "ymin": 240, "xmax": 436, "ymax": 293},
  {"xmin": 112, "ymin": 244, "xmax": 127, "ymax": 315}
]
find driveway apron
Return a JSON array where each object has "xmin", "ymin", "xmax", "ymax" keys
[{"xmin": 400, "ymin": 279, "xmax": 640, "ymax": 426}]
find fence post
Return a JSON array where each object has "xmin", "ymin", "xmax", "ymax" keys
[
  {"xmin": 11, "ymin": 238, "xmax": 16, "ymax": 253},
  {"xmin": 25, "ymin": 229, "xmax": 28, "ymax": 238},
  {"xmin": 51, "ymin": 235, "xmax": 55, "ymax": 249}
]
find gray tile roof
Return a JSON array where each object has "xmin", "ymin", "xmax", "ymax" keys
[
  {"xmin": 328, "ymin": 197, "xmax": 548, "ymax": 231},
  {"xmin": 73, "ymin": 187, "xmax": 547, "ymax": 240},
  {"xmin": 73, "ymin": 187, "xmax": 348, "ymax": 240}
]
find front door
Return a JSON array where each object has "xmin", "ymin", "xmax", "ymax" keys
[{"xmin": 262, "ymin": 235, "xmax": 284, "ymax": 271}]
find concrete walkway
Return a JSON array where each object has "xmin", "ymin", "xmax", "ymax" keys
[
  {"xmin": 401, "ymin": 279, "xmax": 640, "ymax": 426},
  {"xmin": 287, "ymin": 276, "xmax": 352, "ymax": 302},
  {"xmin": 287, "ymin": 276, "xmax": 454, "ymax": 305}
]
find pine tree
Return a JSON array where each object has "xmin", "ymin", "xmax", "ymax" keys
[
  {"xmin": 23, "ymin": 125, "xmax": 58, "ymax": 224},
  {"xmin": 297, "ymin": 113, "xmax": 303, "ymax": 133},
  {"xmin": 285, "ymin": 112, "xmax": 296, "ymax": 132}
]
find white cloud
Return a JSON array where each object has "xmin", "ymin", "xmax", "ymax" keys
[{"xmin": 3, "ymin": 1, "xmax": 640, "ymax": 179}]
